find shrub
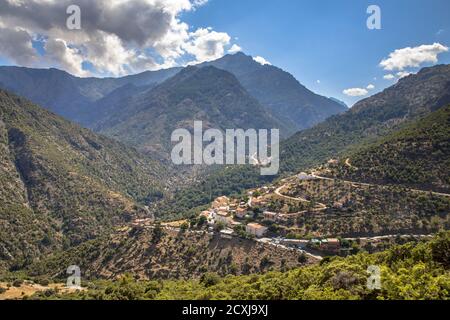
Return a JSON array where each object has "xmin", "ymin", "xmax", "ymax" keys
[
  {"xmin": 200, "ymin": 272, "xmax": 221, "ymax": 287},
  {"xmin": 37, "ymin": 278, "xmax": 50, "ymax": 286},
  {"xmin": 12, "ymin": 279, "xmax": 23, "ymax": 287}
]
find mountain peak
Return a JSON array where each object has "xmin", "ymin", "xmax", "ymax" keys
[{"xmin": 199, "ymin": 52, "xmax": 347, "ymax": 130}]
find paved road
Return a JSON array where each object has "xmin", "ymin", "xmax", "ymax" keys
[
  {"xmin": 345, "ymin": 158, "xmax": 358, "ymax": 170},
  {"xmin": 274, "ymin": 184, "xmax": 327, "ymax": 211},
  {"xmin": 311, "ymin": 172, "xmax": 450, "ymax": 198},
  {"xmin": 257, "ymin": 238, "xmax": 323, "ymax": 261},
  {"xmin": 345, "ymin": 234, "xmax": 433, "ymax": 241}
]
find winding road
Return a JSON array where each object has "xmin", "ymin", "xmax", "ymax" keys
[
  {"xmin": 274, "ymin": 184, "xmax": 327, "ymax": 211},
  {"xmin": 310, "ymin": 171, "xmax": 450, "ymax": 198}
]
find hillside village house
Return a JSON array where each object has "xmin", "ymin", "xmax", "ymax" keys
[
  {"xmin": 297, "ymin": 172, "xmax": 315, "ymax": 181},
  {"xmin": 246, "ymin": 223, "xmax": 268, "ymax": 238},
  {"xmin": 263, "ymin": 211, "xmax": 279, "ymax": 222},
  {"xmin": 200, "ymin": 211, "xmax": 210, "ymax": 218},
  {"xmin": 309, "ymin": 238, "xmax": 341, "ymax": 253},
  {"xmin": 212, "ymin": 196, "xmax": 230, "ymax": 209},
  {"xmin": 251, "ymin": 198, "xmax": 267, "ymax": 207},
  {"xmin": 215, "ymin": 211, "xmax": 233, "ymax": 226},
  {"xmin": 220, "ymin": 228, "xmax": 234, "ymax": 239},
  {"xmin": 235, "ymin": 207, "xmax": 248, "ymax": 219},
  {"xmin": 200, "ymin": 210, "xmax": 216, "ymax": 226},
  {"xmin": 322, "ymin": 238, "xmax": 340, "ymax": 252}
]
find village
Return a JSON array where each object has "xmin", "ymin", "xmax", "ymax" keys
[
  {"xmin": 191, "ymin": 169, "xmax": 435, "ymax": 259},
  {"xmin": 131, "ymin": 167, "xmax": 437, "ymax": 260},
  {"xmin": 191, "ymin": 169, "xmax": 347, "ymax": 258}
]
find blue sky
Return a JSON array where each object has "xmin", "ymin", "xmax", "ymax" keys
[
  {"xmin": 0, "ymin": 0, "xmax": 449, "ymax": 106},
  {"xmin": 182, "ymin": 0, "xmax": 450, "ymax": 106}
]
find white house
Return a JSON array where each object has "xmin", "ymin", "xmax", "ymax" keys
[
  {"xmin": 235, "ymin": 207, "xmax": 248, "ymax": 219},
  {"xmin": 297, "ymin": 172, "xmax": 315, "ymax": 181},
  {"xmin": 215, "ymin": 211, "xmax": 233, "ymax": 226},
  {"xmin": 220, "ymin": 228, "xmax": 234, "ymax": 239},
  {"xmin": 246, "ymin": 223, "xmax": 268, "ymax": 238}
]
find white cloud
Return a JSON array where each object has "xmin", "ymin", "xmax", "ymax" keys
[
  {"xmin": 383, "ymin": 74, "xmax": 395, "ymax": 80},
  {"xmin": 316, "ymin": 80, "xmax": 321, "ymax": 84},
  {"xmin": 366, "ymin": 84, "xmax": 375, "ymax": 90},
  {"xmin": 396, "ymin": 71, "xmax": 412, "ymax": 79},
  {"xmin": 0, "ymin": 0, "xmax": 243, "ymax": 76},
  {"xmin": 380, "ymin": 43, "xmax": 448, "ymax": 71},
  {"xmin": 183, "ymin": 27, "xmax": 231, "ymax": 63},
  {"xmin": 0, "ymin": 26, "xmax": 37, "ymax": 66},
  {"xmin": 253, "ymin": 56, "xmax": 271, "ymax": 66},
  {"xmin": 343, "ymin": 88, "xmax": 368, "ymax": 97},
  {"xmin": 228, "ymin": 44, "xmax": 242, "ymax": 54},
  {"xmin": 44, "ymin": 38, "xmax": 87, "ymax": 76}
]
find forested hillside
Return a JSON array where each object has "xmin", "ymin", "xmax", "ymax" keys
[
  {"xmin": 330, "ymin": 105, "xmax": 450, "ymax": 193},
  {"xmin": 280, "ymin": 65, "xmax": 450, "ymax": 175},
  {"xmin": 151, "ymin": 65, "xmax": 450, "ymax": 220},
  {"xmin": 0, "ymin": 90, "xmax": 166, "ymax": 271},
  {"xmin": 96, "ymin": 66, "xmax": 288, "ymax": 157},
  {"xmin": 29, "ymin": 232, "xmax": 450, "ymax": 300}
]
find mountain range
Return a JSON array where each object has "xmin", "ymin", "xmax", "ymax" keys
[
  {"xmin": 202, "ymin": 52, "xmax": 347, "ymax": 130},
  {"xmin": 0, "ymin": 53, "xmax": 346, "ymax": 136},
  {"xmin": 94, "ymin": 65, "xmax": 288, "ymax": 156},
  {"xmin": 0, "ymin": 66, "xmax": 182, "ymax": 126},
  {"xmin": 152, "ymin": 64, "xmax": 450, "ymax": 220},
  {"xmin": 0, "ymin": 55, "xmax": 449, "ymax": 276}
]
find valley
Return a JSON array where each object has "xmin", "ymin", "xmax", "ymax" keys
[{"xmin": 0, "ymin": 55, "xmax": 449, "ymax": 301}]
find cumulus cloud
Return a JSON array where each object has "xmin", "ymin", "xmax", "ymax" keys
[
  {"xmin": 0, "ymin": 27, "xmax": 37, "ymax": 66},
  {"xmin": 380, "ymin": 43, "xmax": 448, "ymax": 71},
  {"xmin": 0, "ymin": 0, "xmax": 241, "ymax": 76},
  {"xmin": 44, "ymin": 38, "xmax": 87, "ymax": 76},
  {"xmin": 253, "ymin": 56, "xmax": 271, "ymax": 66},
  {"xmin": 383, "ymin": 74, "xmax": 395, "ymax": 80},
  {"xmin": 343, "ymin": 88, "xmax": 368, "ymax": 97},
  {"xmin": 228, "ymin": 44, "xmax": 242, "ymax": 54},
  {"xmin": 396, "ymin": 71, "xmax": 412, "ymax": 79},
  {"xmin": 183, "ymin": 27, "xmax": 231, "ymax": 63},
  {"xmin": 366, "ymin": 84, "xmax": 375, "ymax": 90}
]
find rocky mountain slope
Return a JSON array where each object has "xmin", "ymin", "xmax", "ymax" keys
[
  {"xmin": 202, "ymin": 52, "xmax": 347, "ymax": 130},
  {"xmin": 95, "ymin": 66, "xmax": 288, "ymax": 156},
  {"xmin": 280, "ymin": 64, "xmax": 450, "ymax": 174},
  {"xmin": 0, "ymin": 66, "xmax": 181, "ymax": 126},
  {"xmin": 151, "ymin": 64, "xmax": 450, "ymax": 220},
  {"xmin": 0, "ymin": 53, "xmax": 345, "ymax": 136}
]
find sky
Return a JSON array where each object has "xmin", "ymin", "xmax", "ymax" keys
[{"xmin": 0, "ymin": 0, "xmax": 449, "ymax": 106}]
